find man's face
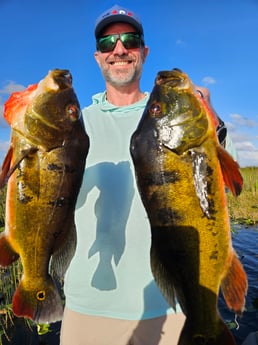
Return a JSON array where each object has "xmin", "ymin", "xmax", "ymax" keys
[{"xmin": 94, "ymin": 22, "xmax": 149, "ymax": 87}]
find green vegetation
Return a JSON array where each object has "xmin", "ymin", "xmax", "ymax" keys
[
  {"xmin": 227, "ymin": 166, "xmax": 258, "ymax": 225},
  {"xmin": 0, "ymin": 166, "xmax": 256, "ymax": 343},
  {"xmin": 0, "ymin": 186, "xmax": 58, "ymax": 343}
]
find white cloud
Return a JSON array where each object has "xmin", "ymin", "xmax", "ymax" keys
[
  {"xmin": 0, "ymin": 104, "xmax": 6, "ymax": 127},
  {"xmin": 235, "ymin": 141, "xmax": 257, "ymax": 151},
  {"xmin": 0, "ymin": 81, "xmax": 26, "ymax": 129},
  {"xmin": 176, "ymin": 39, "xmax": 186, "ymax": 46},
  {"xmin": 237, "ymin": 149, "xmax": 258, "ymax": 167},
  {"xmin": 227, "ymin": 114, "xmax": 258, "ymax": 167},
  {"xmin": 0, "ymin": 140, "xmax": 9, "ymax": 153},
  {"xmin": 0, "ymin": 140, "xmax": 10, "ymax": 165},
  {"xmin": 231, "ymin": 136, "xmax": 258, "ymax": 167},
  {"xmin": 0, "ymin": 81, "xmax": 25, "ymax": 95},
  {"xmin": 202, "ymin": 76, "xmax": 216, "ymax": 85},
  {"xmin": 229, "ymin": 113, "xmax": 258, "ymax": 127}
]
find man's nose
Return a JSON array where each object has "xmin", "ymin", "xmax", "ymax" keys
[{"xmin": 112, "ymin": 39, "xmax": 128, "ymax": 54}]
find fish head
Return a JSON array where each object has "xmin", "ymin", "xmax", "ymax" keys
[
  {"xmin": 145, "ymin": 68, "xmax": 211, "ymax": 154},
  {"xmin": 26, "ymin": 69, "xmax": 82, "ymax": 132},
  {"xmin": 4, "ymin": 69, "xmax": 82, "ymax": 148}
]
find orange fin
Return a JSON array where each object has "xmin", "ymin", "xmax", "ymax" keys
[
  {"xmin": 0, "ymin": 233, "xmax": 19, "ymax": 266},
  {"xmin": 217, "ymin": 145, "xmax": 243, "ymax": 196},
  {"xmin": 0, "ymin": 147, "xmax": 13, "ymax": 188},
  {"xmin": 0, "ymin": 146, "xmax": 38, "ymax": 188},
  {"xmin": 4, "ymin": 83, "xmax": 38, "ymax": 125},
  {"xmin": 195, "ymin": 89, "xmax": 220, "ymax": 129},
  {"xmin": 220, "ymin": 250, "xmax": 248, "ymax": 315},
  {"xmin": 12, "ymin": 276, "xmax": 63, "ymax": 323}
]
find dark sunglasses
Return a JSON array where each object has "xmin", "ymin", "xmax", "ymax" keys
[{"xmin": 96, "ymin": 32, "xmax": 144, "ymax": 53}]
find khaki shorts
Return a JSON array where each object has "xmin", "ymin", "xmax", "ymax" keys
[{"xmin": 60, "ymin": 307, "xmax": 185, "ymax": 345}]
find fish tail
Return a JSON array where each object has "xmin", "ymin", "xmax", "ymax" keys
[
  {"xmin": 12, "ymin": 276, "xmax": 63, "ymax": 323},
  {"xmin": 221, "ymin": 250, "xmax": 248, "ymax": 315},
  {"xmin": 91, "ymin": 261, "xmax": 117, "ymax": 290},
  {"xmin": 0, "ymin": 233, "xmax": 19, "ymax": 266},
  {"xmin": 178, "ymin": 317, "xmax": 236, "ymax": 345}
]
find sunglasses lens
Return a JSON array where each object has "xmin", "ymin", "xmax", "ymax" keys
[
  {"xmin": 97, "ymin": 33, "xmax": 143, "ymax": 52},
  {"xmin": 97, "ymin": 35, "xmax": 116, "ymax": 52},
  {"xmin": 120, "ymin": 33, "xmax": 142, "ymax": 49}
]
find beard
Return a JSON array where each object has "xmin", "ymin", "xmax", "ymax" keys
[{"xmin": 101, "ymin": 62, "xmax": 143, "ymax": 87}]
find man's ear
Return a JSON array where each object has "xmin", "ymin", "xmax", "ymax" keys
[
  {"xmin": 142, "ymin": 46, "xmax": 149, "ymax": 63},
  {"xmin": 94, "ymin": 51, "xmax": 101, "ymax": 67}
]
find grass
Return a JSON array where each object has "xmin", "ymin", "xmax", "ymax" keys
[
  {"xmin": 0, "ymin": 166, "xmax": 256, "ymax": 343},
  {"xmin": 227, "ymin": 166, "xmax": 258, "ymax": 225}
]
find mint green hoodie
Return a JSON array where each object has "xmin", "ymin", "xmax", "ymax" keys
[
  {"xmin": 64, "ymin": 92, "xmax": 174, "ymax": 319},
  {"xmin": 64, "ymin": 91, "xmax": 236, "ymax": 320}
]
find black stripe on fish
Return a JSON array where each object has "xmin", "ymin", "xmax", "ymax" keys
[
  {"xmin": 156, "ymin": 207, "xmax": 182, "ymax": 225},
  {"xmin": 143, "ymin": 170, "xmax": 180, "ymax": 186},
  {"xmin": 147, "ymin": 191, "xmax": 182, "ymax": 225},
  {"xmin": 47, "ymin": 163, "xmax": 76, "ymax": 173},
  {"xmin": 48, "ymin": 197, "xmax": 72, "ymax": 207}
]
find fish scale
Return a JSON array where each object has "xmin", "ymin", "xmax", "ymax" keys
[
  {"xmin": 130, "ymin": 68, "xmax": 247, "ymax": 345},
  {"xmin": 0, "ymin": 69, "xmax": 89, "ymax": 324}
]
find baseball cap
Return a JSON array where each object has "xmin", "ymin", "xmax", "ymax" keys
[{"xmin": 95, "ymin": 4, "xmax": 144, "ymax": 38}]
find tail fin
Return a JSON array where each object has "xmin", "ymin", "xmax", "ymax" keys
[
  {"xmin": 0, "ymin": 233, "xmax": 19, "ymax": 266},
  {"xmin": 221, "ymin": 250, "xmax": 248, "ymax": 315},
  {"xmin": 12, "ymin": 276, "xmax": 63, "ymax": 323},
  {"xmin": 178, "ymin": 317, "xmax": 236, "ymax": 345},
  {"xmin": 91, "ymin": 259, "xmax": 117, "ymax": 290}
]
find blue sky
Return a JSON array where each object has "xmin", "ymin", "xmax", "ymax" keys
[{"xmin": 0, "ymin": 0, "xmax": 258, "ymax": 167}]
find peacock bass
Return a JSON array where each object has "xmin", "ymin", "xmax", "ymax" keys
[
  {"xmin": 0, "ymin": 69, "xmax": 89, "ymax": 323},
  {"xmin": 130, "ymin": 68, "xmax": 247, "ymax": 345}
]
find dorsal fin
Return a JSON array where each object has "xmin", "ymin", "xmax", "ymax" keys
[{"xmin": 4, "ymin": 84, "xmax": 38, "ymax": 125}]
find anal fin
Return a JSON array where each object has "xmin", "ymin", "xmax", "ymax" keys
[{"xmin": 221, "ymin": 250, "xmax": 248, "ymax": 315}]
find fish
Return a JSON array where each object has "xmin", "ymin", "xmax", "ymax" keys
[
  {"xmin": 0, "ymin": 69, "xmax": 89, "ymax": 323},
  {"xmin": 130, "ymin": 68, "xmax": 247, "ymax": 345}
]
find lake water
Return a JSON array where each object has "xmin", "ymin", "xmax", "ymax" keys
[
  {"xmin": 219, "ymin": 225, "xmax": 258, "ymax": 345},
  {"xmin": 1, "ymin": 225, "xmax": 257, "ymax": 345}
]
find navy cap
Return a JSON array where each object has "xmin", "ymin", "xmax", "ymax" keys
[{"xmin": 95, "ymin": 4, "xmax": 144, "ymax": 38}]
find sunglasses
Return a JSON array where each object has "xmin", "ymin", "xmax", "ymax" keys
[{"xmin": 96, "ymin": 32, "xmax": 144, "ymax": 53}]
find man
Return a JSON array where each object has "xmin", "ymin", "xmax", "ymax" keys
[{"xmin": 60, "ymin": 5, "xmax": 231, "ymax": 345}]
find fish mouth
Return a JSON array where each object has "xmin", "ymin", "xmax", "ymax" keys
[
  {"xmin": 51, "ymin": 69, "xmax": 73, "ymax": 89},
  {"xmin": 155, "ymin": 68, "xmax": 189, "ymax": 89},
  {"xmin": 36, "ymin": 69, "xmax": 73, "ymax": 94}
]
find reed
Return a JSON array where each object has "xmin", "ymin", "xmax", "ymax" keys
[
  {"xmin": 0, "ymin": 166, "xmax": 256, "ymax": 342},
  {"xmin": 227, "ymin": 166, "xmax": 258, "ymax": 225}
]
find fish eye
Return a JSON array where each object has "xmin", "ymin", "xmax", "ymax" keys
[
  {"xmin": 150, "ymin": 103, "xmax": 162, "ymax": 115},
  {"xmin": 66, "ymin": 104, "xmax": 80, "ymax": 121},
  {"xmin": 36, "ymin": 290, "xmax": 46, "ymax": 301}
]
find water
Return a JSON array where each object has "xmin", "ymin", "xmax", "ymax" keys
[
  {"xmin": 219, "ymin": 225, "xmax": 258, "ymax": 344},
  {"xmin": 1, "ymin": 225, "xmax": 257, "ymax": 345}
]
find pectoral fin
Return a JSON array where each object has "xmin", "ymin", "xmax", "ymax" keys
[
  {"xmin": 0, "ymin": 146, "xmax": 38, "ymax": 188},
  {"xmin": 0, "ymin": 233, "xmax": 19, "ymax": 266},
  {"xmin": 0, "ymin": 147, "xmax": 13, "ymax": 188},
  {"xmin": 217, "ymin": 146, "xmax": 243, "ymax": 197}
]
